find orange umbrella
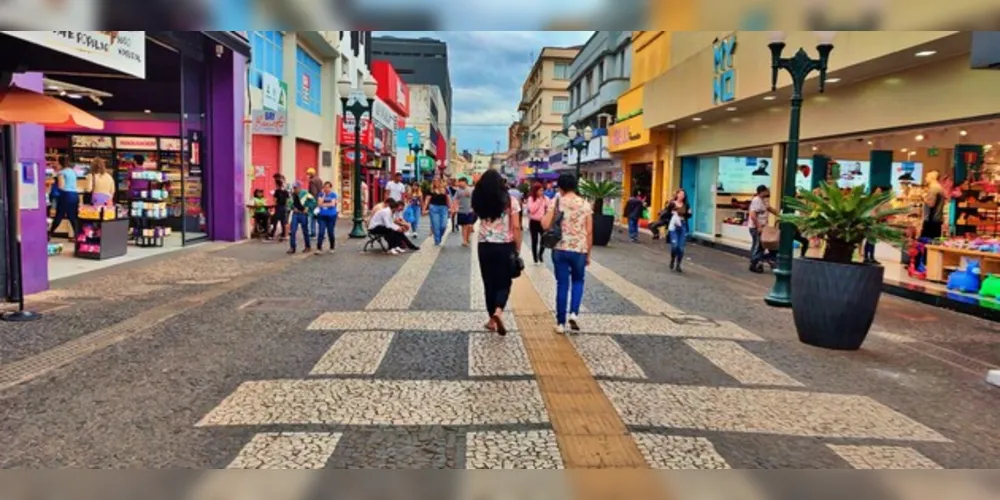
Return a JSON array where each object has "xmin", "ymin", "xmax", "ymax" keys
[{"xmin": 0, "ymin": 86, "xmax": 104, "ymax": 129}]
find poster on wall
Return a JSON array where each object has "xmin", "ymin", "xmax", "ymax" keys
[
  {"xmin": 18, "ymin": 162, "xmax": 39, "ymax": 210},
  {"xmin": 716, "ymin": 157, "xmax": 772, "ymax": 194},
  {"xmin": 794, "ymin": 159, "xmax": 814, "ymax": 192},
  {"xmin": 831, "ymin": 160, "xmax": 869, "ymax": 189},
  {"xmin": 891, "ymin": 161, "xmax": 923, "ymax": 194}
]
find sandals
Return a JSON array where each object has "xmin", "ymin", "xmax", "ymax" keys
[
  {"xmin": 492, "ymin": 314, "xmax": 507, "ymax": 336},
  {"xmin": 484, "ymin": 321, "xmax": 497, "ymax": 332}
]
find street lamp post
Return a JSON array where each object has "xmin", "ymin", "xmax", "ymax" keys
[
  {"xmin": 408, "ymin": 134, "xmax": 425, "ymax": 180},
  {"xmin": 764, "ymin": 31, "xmax": 835, "ymax": 308},
  {"xmin": 337, "ymin": 74, "xmax": 379, "ymax": 239},
  {"xmin": 566, "ymin": 124, "xmax": 593, "ymax": 180}
]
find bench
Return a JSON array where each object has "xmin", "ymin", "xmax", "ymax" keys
[{"xmin": 361, "ymin": 217, "xmax": 389, "ymax": 253}]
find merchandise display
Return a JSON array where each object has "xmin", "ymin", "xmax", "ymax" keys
[
  {"xmin": 47, "ymin": 243, "xmax": 64, "ymax": 256},
  {"xmin": 74, "ymin": 205, "xmax": 129, "ymax": 260},
  {"xmin": 130, "ymin": 170, "xmax": 169, "ymax": 248}
]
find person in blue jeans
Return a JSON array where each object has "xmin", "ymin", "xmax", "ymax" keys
[
  {"xmin": 48, "ymin": 158, "xmax": 80, "ymax": 240},
  {"xmin": 624, "ymin": 189, "xmax": 645, "ymax": 243},
  {"xmin": 288, "ymin": 182, "xmax": 317, "ymax": 254},
  {"xmin": 542, "ymin": 173, "xmax": 594, "ymax": 334},
  {"xmin": 402, "ymin": 182, "xmax": 423, "ymax": 238},
  {"xmin": 423, "ymin": 178, "xmax": 452, "ymax": 246},
  {"xmin": 316, "ymin": 182, "xmax": 338, "ymax": 253},
  {"xmin": 665, "ymin": 189, "xmax": 691, "ymax": 272}
]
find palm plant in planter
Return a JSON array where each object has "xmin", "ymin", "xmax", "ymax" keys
[
  {"xmin": 578, "ymin": 179, "xmax": 623, "ymax": 246},
  {"xmin": 782, "ymin": 182, "xmax": 907, "ymax": 350}
]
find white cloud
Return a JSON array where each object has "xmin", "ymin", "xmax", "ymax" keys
[{"xmin": 451, "ymin": 107, "xmax": 519, "ymax": 127}]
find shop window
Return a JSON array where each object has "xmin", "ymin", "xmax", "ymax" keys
[
  {"xmin": 296, "ymin": 46, "xmax": 322, "ymax": 115},
  {"xmin": 250, "ymin": 31, "xmax": 284, "ymax": 88}
]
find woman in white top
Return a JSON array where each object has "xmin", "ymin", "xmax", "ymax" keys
[
  {"xmin": 542, "ymin": 173, "xmax": 593, "ymax": 334},
  {"xmin": 87, "ymin": 158, "xmax": 115, "ymax": 206},
  {"xmin": 472, "ymin": 170, "xmax": 522, "ymax": 336}
]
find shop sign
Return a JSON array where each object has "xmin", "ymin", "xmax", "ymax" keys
[
  {"xmin": 712, "ymin": 34, "xmax": 737, "ymax": 105},
  {"xmin": 115, "ymin": 136, "xmax": 158, "ymax": 150},
  {"xmin": 417, "ymin": 156, "xmax": 434, "ymax": 172},
  {"xmin": 159, "ymin": 138, "xmax": 181, "ymax": 151},
  {"xmin": 2, "ymin": 31, "xmax": 146, "ymax": 78},
  {"xmin": 338, "ymin": 114, "xmax": 375, "ymax": 147},
  {"xmin": 262, "ymin": 72, "xmax": 287, "ymax": 111},
  {"xmin": 342, "ymin": 147, "xmax": 370, "ymax": 167},
  {"xmin": 607, "ymin": 118, "xmax": 651, "ymax": 152},
  {"xmin": 301, "ymin": 73, "xmax": 312, "ymax": 105},
  {"xmin": 72, "ymin": 135, "xmax": 113, "ymax": 149},
  {"xmin": 251, "ymin": 109, "xmax": 288, "ymax": 136},
  {"xmin": 371, "ymin": 98, "xmax": 397, "ymax": 131}
]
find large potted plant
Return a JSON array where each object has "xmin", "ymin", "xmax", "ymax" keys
[
  {"xmin": 782, "ymin": 183, "xmax": 906, "ymax": 350},
  {"xmin": 578, "ymin": 179, "xmax": 623, "ymax": 246}
]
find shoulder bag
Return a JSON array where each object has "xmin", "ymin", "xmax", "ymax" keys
[
  {"xmin": 541, "ymin": 198, "xmax": 563, "ymax": 249},
  {"xmin": 508, "ymin": 201, "xmax": 525, "ymax": 278}
]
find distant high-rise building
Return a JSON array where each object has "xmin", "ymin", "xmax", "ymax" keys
[{"xmin": 372, "ymin": 35, "xmax": 453, "ymax": 141}]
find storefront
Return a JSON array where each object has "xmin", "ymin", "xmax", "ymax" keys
[
  {"xmin": 607, "ymin": 86, "xmax": 670, "ymax": 224},
  {"xmin": 337, "ymin": 112, "xmax": 375, "ymax": 214},
  {"xmin": 371, "ymin": 60, "xmax": 410, "ymax": 178},
  {"xmin": 0, "ymin": 31, "xmax": 249, "ymax": 297},
  {"xmin": 643, "ymin": 31, "xmax": 1000, "ymax": 313}
]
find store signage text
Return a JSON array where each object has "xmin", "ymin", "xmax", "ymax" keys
[
  {"xmin": 2, "ymin": 31, "xmax": 146, "ymax": 78},
  {"xmin": 115, "ymin": 136, "xmax": 158, "ymax": 150},
  {"xmin": 338, "ymin": 114, "xmax": 374, "ymax": 147},
  {"xmin": 301, "ymin": 74, "xmax": 311, "ymax": 104},
  {"xmin": 159, "ymin": 138, "xmax": 181, "ymax": 151},
  {"xmin": 251, "ymin": 110, "xmax": 288, "ymax": 136},
  {"xmin": 262, "ymin": 72, "xmax": 287, "ymax": 111},
  {"xmin": 713, "ymin": 35, "xmax": 737, "ymax": 105},
  {"xmin": 608, "ymin": 120, "xmax": 650, "ymax": 152},
  {"xmin": 372, "ymin": 98, "xmax": 398, "ymax": 131},
  {"xmin": 72, "ymin": 135, "xmax": 113, "ymax": 149}
]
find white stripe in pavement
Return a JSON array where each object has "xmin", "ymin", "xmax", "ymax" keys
[
  {"xmin": 227, "ymin": 432, "xmax": 342, "ymax": 469},
  {"xmin": 465, "ymin": 430, "xmax": 564, "ymax": 469},
  {"xmin": 366, "ymin": 232, "xmax": 447, "ymax": 310},
  {"xmin": 570, "ymin": 336, "xmax": 646, "ymax": 379},
  {"xmin": 468, "ymin": 332, "xmax": 533, "ymax": 377},
  {"xmin": 310, "ymin": 331, "xmax": 394, "ymax": 375},
  {"xmin": 586, "ymin": 259, "xmax": 684, "ymax": 315},
  {"xmin": 519, "ymin": 240, "xmax": 588, "ymax": 313},
  {"xmin": 308, "ymin": 310, "xmax": 518, "ymax": 333},
  {"xmin": 196, "ymin": 379, "xmax": 548, "ymax": 426},
  {"xmin": 684, "ymin": 339, "xmax": 803, "ymax": 387},
  {"xmin": 826, "ymin": 444, "xmax": 943, "ymax": 469},
  {"xmin": 469, "ymin": 233, "xmax": 485, "ymax": 310},
  {"xmin": 633, "ymin": 433, "xmax": 730, "ymax": 469}
]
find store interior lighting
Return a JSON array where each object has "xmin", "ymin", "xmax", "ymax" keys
[
  {"xmin": 43, "ymin": 77, "xmax": 111, "ymax": 107},
  {"xmin": 915, "ymin": 50, "xmax": 937, "ymax": 57}
]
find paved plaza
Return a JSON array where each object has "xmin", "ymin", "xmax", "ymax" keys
[{"xmin": 2, "ymin": 223, "xmax": 1000, "ymax": 486}]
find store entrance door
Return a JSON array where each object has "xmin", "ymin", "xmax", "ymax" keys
[{"xmin": 180, "ymin": 52, "xmax": 208, "ymax": 245}]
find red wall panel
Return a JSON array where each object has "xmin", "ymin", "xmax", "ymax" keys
[
  {"xmin": 251, "ymin": 134, "xmax": 281, "ymax": 199},
  {"xmin": 295, "ymin": 139, "xmax": 319, "ymax": 185}
]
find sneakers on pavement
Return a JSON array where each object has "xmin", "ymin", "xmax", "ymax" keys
[
  {"xmin": 554, "ymin": 324, "xmax": 565, "ymax": 335},
  {"xmin": 568, "ymin": 313, "xmax": 580, "ymax": 332}
]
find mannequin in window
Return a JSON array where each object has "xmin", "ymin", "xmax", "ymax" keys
[{"xmin": 920, "ymin": 171, "xmax": 945, "ymax": 239}]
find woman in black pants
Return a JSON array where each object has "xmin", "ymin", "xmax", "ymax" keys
[
  {"xmin": 524, "ymin": 182, "xmax": 549, "ymax": 264},
  {"xmin": 269, "ymin": 174, "xmax": 289, "ymax": 241},
  {"xmin": 472, "ymin": 170, "xmax": 523, "ymax": 336}
]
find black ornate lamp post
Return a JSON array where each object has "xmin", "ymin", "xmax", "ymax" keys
[
  {"xmin": 407, "ymin": 132, "xmax": 425, "ymax": 181},
  {"xmin": 337, "ymin": 73, "xmax": 379, "ymax": 239},
  {"xmin": 764, "ymin": 31, "xmax": 836, "ymax": 307},
  {"xmin": 566, "ymin": 124, "xmax": 593, "ymax": 180}
]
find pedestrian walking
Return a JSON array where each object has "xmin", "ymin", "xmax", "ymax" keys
[
  {"xmin": 543, "ymin": 173, "xmax": 593, "ymax": 334},
  {"xmin": 748, "ymin": 184, "xmax": 779, "ymax": 273},
  {"xmin": 316, "ymin": 181, "xmax": 338, "ymax": 253},
  {"xmin": 525, "ymin": 182, "xmax": 549, "ymax": 264},
  {"xmin": 403, "ymin": 181, "xmax": 423, "ymax": 238},
  {"xmin": 423, "ymin": 178, "xmax": 451, "ymax": 246},
  {"xmin": 453, "ymin": 177, "xmax": 477, "ymax": 247},
  {"xmin": 385, "ymin": 172, "xmax": 406, "ymax": 203},
  {"xmin": 508, "ymin": 181, "xmax": 525, "ymax": 229},
  {"xmin": 447, "ymin": 177, "xmax": 459, "ymax": 232},
  {"xmin": 473, "ymin": 169, "xmax": 523, "ymax": 336},
  {"xmin": 288, "ymin": 181, "xmax": 317, "ymax": 254},
  {"xmin": 666, "ymin": 189, "xmax": 691, "ymax": 272},
  {"xmin": 306, "ymin": 168, "xmax": 323, "ymax": 238},
  {"xmin": 47, "ymin": 156, "xmax": 80, "ymax": 241},
  {"xmin": 624, "ymin": 189, "xmax": 645, "ymax": 243},
  {"xmin": 269, "ymin": 173, "xmax": 290, "ymax": 242}
]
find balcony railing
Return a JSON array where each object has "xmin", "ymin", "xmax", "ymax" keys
[
  {"xmin": 565, "ymin": 78, "xmax": 629, "ymax": 125},
  {"xmin": 568, "ymin": 31, "xmax": 630, "ymax": 81}
]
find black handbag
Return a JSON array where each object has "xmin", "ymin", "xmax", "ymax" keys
[
  {"xmin": 541, "ymin": 198, "xmax": 563, "ymax": 249},
  {"xmin": 508, "ymin": 203, "xmax": 525, "ymax": 278}
]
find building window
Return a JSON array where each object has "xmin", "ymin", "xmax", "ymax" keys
[
  {"xmin": 553, "ymin": 62, "xmax": 569, "ymax": 80},
  {"xmin": 551, "ymin": 96, "xmax": 569, "ymax": 114},
  {"xmin": 296, "ymin": 46, "xmax": 322, "ymax": 114},
  {"xmin": 250, "ymin": 31, "xmax": 284, "ymax": 88}
]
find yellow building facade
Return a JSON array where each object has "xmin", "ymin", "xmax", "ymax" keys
[{"xmin": 607, "ymin": 31, "xmax": 674, "ymax": 220}]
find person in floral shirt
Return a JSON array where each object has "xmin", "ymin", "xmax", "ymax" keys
[{"xmin": 543, "ymin": 173, "xmax": 593, "ymax": 334}]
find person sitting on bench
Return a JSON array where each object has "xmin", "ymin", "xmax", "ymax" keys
[{"xmin": 368, "ymin": 199, "xmax": 420, "ymax": 255}]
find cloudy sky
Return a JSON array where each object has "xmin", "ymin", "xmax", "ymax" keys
[{"xmin": 377, "ymin": 31, "xmax": 594, "ymax": 155}]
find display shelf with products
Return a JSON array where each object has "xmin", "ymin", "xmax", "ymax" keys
[
  {"xmin": 75, "ymin": 205, "xmax": 130, "ymax": 260},
  {"xmin": 128, "ymin": 171, "xmax": 171, "ymax": 247}
]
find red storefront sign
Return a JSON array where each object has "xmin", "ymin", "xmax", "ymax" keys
[
  {"xmin": 371, "ymin": 60, "xmax": 410, "ymax": 118},
  {"xmin": 435, "ymin": 130, "xmax": 447, "ymax": 168},
  {"xmin": 337, "ymin": 114, "xmax": 375, "ymax": 147}
]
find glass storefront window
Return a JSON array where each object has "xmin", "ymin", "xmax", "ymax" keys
[
  {"xmin": 694, "ymin": 156, "xmax": 718, "ymax": 236},
  {"xmin": 181, "ymin": 53, "xmax": 208, "ymax": 244}
]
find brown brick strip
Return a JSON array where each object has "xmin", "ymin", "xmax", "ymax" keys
[{"xmin": 509, "ymin": 277, "xmax": 671, "ymax": 498}]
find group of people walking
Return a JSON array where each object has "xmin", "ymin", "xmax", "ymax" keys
[{"xmin": 256, "ymin": 168, "xmax": 338, "ymax": 254}]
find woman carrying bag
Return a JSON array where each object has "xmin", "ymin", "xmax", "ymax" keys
[{"xmin": 472, "ymin": 170, "xmax": 523, "ymax": 336}]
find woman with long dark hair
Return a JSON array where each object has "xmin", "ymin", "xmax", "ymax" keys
[
  {"xmin": 525, "ymin": 182, "xmax": 549, "ymax": 264},
  {"xmin": 472, "ymin": 169, "xmax": 523, "ymax": 336},
  {"xmin": 666, "ymin": 189, "xmax": 691, "ymax": 272}
]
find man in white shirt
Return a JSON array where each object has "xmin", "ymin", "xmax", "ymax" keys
[
  {"xmin": 385, "ymin": 173, "xmax": 406, "ymax": 203},
  {"xmin": 368, "ymin": 199, "xmax": 419, "ymax": 254},
  {"xmin": 748, "ymin": 184, "xmax": 779, "ymax": 273}
]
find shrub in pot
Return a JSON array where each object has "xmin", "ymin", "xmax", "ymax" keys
[
  {"xmin": 782, "ymin": 183, "xmax": 906, "ymax": 350},
  {"xmin": 578, "ymin": 179, "xmax": 623, "ymax": 247}
]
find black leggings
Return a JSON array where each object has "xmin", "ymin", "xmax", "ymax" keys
[
  {"xmin": 529, "ymin": 220, "xmax": 545, "ymax": 263},
  {"xmin": 478, "ymin": 242, "xmax": 515, "ymax": 316},
  {"xmin": 371, "ymin": 225, "xmax": 418, "ymax": 250},
  {"xmin": 270, "ymin": 206, "xmax": 288, "ymax": 238}
]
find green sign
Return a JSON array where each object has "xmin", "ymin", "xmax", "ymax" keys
[
  {"xmin": 928, "ymin": 147, "xmax": 940, "ymax": 157},
  {"xmin": 417, "ymin": 156, "xmax": 434, "ymax": 172},
  {"xmin": 602, "ymin": 205, "xmax": 615, "ymax": 216}
]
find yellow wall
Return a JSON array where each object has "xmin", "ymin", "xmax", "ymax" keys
[{"xmin": 645, "ymin": 31, "xmax": 962, "ymax": 129}]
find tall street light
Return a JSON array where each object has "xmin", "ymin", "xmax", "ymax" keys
[
  {"xmin": 566, "ymin": 124, "xmax": 593, "ymax": 180},
  {"xmin": 408, "ymin": 132, "xmax": 425, "ymax": 181},
  {"xmin": 338, "ymin": 73, "xmax": 378, "ymax": 239},
  {"xmin": 764, "ymin": 31, "xmax": 836, "ymax": 308}
]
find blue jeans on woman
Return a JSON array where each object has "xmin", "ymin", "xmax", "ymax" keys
[
  {"xmin": 290, "ymin": 212, "xmax": 311, "ymax": 251},
  {"xmin": 403, "ymin": 202, "xmax": 421, "ymax": 234},
  {"xmin": 429, "ymin": 204, "xmax": 449, "ymax": 245},
  {"xmin": 627, "ymin": 217, "xmax": 639, "ymax": 241},
  {"xmin": 552, "ymin": 249, "xmax": 587, "ymax": 326},
  {"xmin": 316, "ymin": 214, "xmax": 337, "ymax": 250},
  {"xmin": 669, "ymin": 224, "xmax": 688, "ymax": 269}
]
